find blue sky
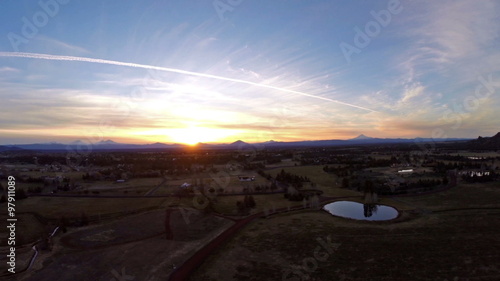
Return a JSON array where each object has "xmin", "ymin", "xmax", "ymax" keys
[{"xmin": 0, "ymin": 0, "xmax": 499, "ymax": 145}]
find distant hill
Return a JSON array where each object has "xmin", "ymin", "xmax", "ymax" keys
[
  {"xmin": 468, "ymin": 132, "xmax": 500, "ymax": 150},
  {"xmin": 0, "ymin": 145, "xmax": 24, "ymax": 152},
  {"xmin": 2, "ymin": 135, "xmax": 474, "ymax": 151},
  {"xmin": 349, "ymin": 134, "xmax": 374, "ymax": 140},
  {"xmin": 230, "ymin": 140, "xmax": 249, "ymax": 146},
  {"xmin": 8, "ymin": 140, "xmax": 182, "ymax": 151}
]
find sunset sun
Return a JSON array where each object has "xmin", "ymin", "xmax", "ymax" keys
[{"xmin": 167, "ymin": 127, "xmax": 238, "ymax": 145}]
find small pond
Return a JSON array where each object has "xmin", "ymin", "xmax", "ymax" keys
[{"xmin": 323, "ymin": 201, "xmax": 399, "ymax": 221}]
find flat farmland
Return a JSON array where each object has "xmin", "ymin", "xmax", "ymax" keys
[
  {"xmin": 0, "ymin": 213, "xmax": 46, "ymax": 246},
  {"xmin": 191, "ymin": 207, "xmax": 500, "ymax": 280},
  {"xmin": 154, "ymin": 173, "xmax": 272, "ymax": 195},
  {"xmin": 14, "ymin": 196, "xmax": 169, "ymax": 220},
  {"xmin": 82, "ymin": 177, "xmax": 162, "ymax": 190},
  {"xmin": 396, "ymin": 182, "xmax": 500, "ymax": 211},
  {"xmin": 266, "ymin": 165, "xmax": 360, "ymax": 197},
  {"xmin": 15, "ymin": 208, "xmax": 234, "ymax": 281}
]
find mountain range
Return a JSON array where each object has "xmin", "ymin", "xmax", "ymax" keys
[
  {"xmin": 467, "ymin": 132, "xmax": 500, "ymax": 150},
  {"xmin": 0, "ymin": 134, "xmax": 483, "ymax": 151}
]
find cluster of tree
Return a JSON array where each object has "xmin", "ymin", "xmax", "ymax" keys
[
  {"xmin": 19, "ymin": 176, "xmax": 45, "ymax": 183},
  {"xmin": 323, "ymin": 165, "xmax": 353, "ymax": 177},
  {"xmin": 82, "ymin": 169, "xmax": 129, "ymax": 181},
  {"xmin": 0, "ymin": 188, "xmax": 27, "ymax": 203},
  {"xmin": 242, "ymin": 162, "xmax": 265, "ymax": 170},
  {"xmin": 265, "ymin": 157, "xmax": 282, "ymax": 164},
  {"xmin": 300, "ymin": 154, "xmax": 366, "ymax": 166},
  {"xmin": 254, "ymin": 183, "xmax": 278, "ymax": 192},
  {"xmin": 461, "ymin": 172, "xmax": 497, "ymax": 183},
  {"xmin": 132, "ymin": 170, "xmax": 162, "ymax": 178},
  {"xmin": 401, "ymin": 178, "xmax": 444, "ymax": 189},
  {"xmin": 365, "ymin": 157, "xmax": 393, "ymax": 167},
  {"xmin": 236, "ymin": 195, "xmax": 256, "ymax": 214},
  {"xmin": 432, "ymin": 161, "xmax": 494, "ymax": 173},
  {"xmin": 284, "ymin": 189, "xmax": 321, "ymax": 202},
  {"xmin": 257, "ymin": 170, "xmax": 273, "ymax": 181},
  {"xmin": 275, "ymin": 169, "xmax": 310, "ymax": 187},
  {"xmin": 363, "ymin": 180, "xmax": 375, "ymax": 194},
  {"xmin": 3, "ymin": 155, "xmax": 67, "ymax": 165},
  {"xmin": 284, "ymin": 191, "xmax": 305, "ymax": 201},
  {"xmin": 28, "ymin": 186, "xmax": 43, "ymax": 193},
  {"xmin": 82, "ymin": 172, "xmax": 100, "ymax": 181}
]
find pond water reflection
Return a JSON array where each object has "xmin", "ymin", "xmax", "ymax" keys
[{"xmin": 323, "ymin": 201, "xmax": 398, "ymax": 221}]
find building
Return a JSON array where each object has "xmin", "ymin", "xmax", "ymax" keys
[{"xmin": 238, "ymin": 176, "xmax": 255, "ymax": 182}]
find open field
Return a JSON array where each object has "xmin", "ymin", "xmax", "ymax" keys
[
  {"xmin": 12, "ymin": 208, "xmax": 234, "ymax": 281},
  {"xmin": 13, "ymin": 196, "xmax": 169, "ymax": 219},
  {"xmin": 16, "ymin": 170, "xmax": 84, "ymax": 182},
  {"xmin": 1, "ymin": 144, "xmax": 498, "ymax": 280},
  {"xmin": 191, "ymin": 208, "xmax": 500, "ymax": 280},
  {"xmin": 0, "ymin": 196, "xmax": 176, "ymax": 247},
  {"xmin": 210, "ymin": 193, "xmax": 297, "ymax": 215},
  {"xmin": 82, "ymin": 177, "xmax": 162, "ymax": 191},
  {"xmin": 266, "ymin": 165, "xmax": 360, "ymax": 197},
  {"xmin": 265, "ymin": 158, "xmax": 300, "ymax": 168},
  {"xmin": 0, "ymin": 213, "xmax": 46, "ymax": 246},
  {"xmin": 153, "ymin": 173, "xmax": 273, "ymax": 195},
  {"xmin": 396, "ymin": 182, "xmax": 500, "ymax": 211},
  {"xmin": 189, "ymin": 181, "xmax": 500, "ymax": 281}
]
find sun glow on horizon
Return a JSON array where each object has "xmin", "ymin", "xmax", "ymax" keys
[{"xmin": 132, "ymin": 127, "xmax": 241, "ymax": 145}]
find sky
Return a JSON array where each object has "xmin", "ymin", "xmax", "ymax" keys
[{"xmin": 0, "ymin": 0, "xmax": 499, "ymax": 145}]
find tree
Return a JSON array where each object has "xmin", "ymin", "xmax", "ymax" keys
[
  {"xmin": 363, "ymin": 180, "xmax": 374, "ymax": 194},
  {"xmin": 243, "ymin": 195, "xmax": 250, "ymax": 208},
  {"xmin": 247, "ymin": 195, "xmax": 256, "ymax": 208}
]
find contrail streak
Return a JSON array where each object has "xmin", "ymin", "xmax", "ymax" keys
[{"xmin": 0, "ymin": 52, "xmax": 377, "ymax": 112}]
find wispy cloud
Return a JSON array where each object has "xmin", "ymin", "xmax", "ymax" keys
[
  {"xmin": 399, "ymin": 0, "xmax": 500, "ymax": 82},
  {"xmin": 0, "ymin": 52, "xmax": 377, "ymax": 112},
  {"xmin": 35, "ymin": 36, "xmax": 90, "ymax": 54},
  {"xmin": 0, "ymin": 67, "xmax": 19, "ymax": 73},
  {"xmin": 400, "ymin": 83, "xmax": 425, "ymax": 104}
]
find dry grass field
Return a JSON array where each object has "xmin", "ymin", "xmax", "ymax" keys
[
  {"xmin": 14, "ymin": 196, "xmax": 168, "ymax": 219},
  {"xmin": 13, "ymin": 208, "xmax": 234, "ymax": 281},
  {"xmin": 266, "ymin": 165, "xmax": 360, "ymax": 197},
  {"xmin": 190, "ymin": 182, "xmax": 500, "ymax": 281}
]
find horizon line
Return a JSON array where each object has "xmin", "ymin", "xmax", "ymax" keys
[{"xmin": 0, "ymin": 135, "xmax": 478, "ymax": 147}]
